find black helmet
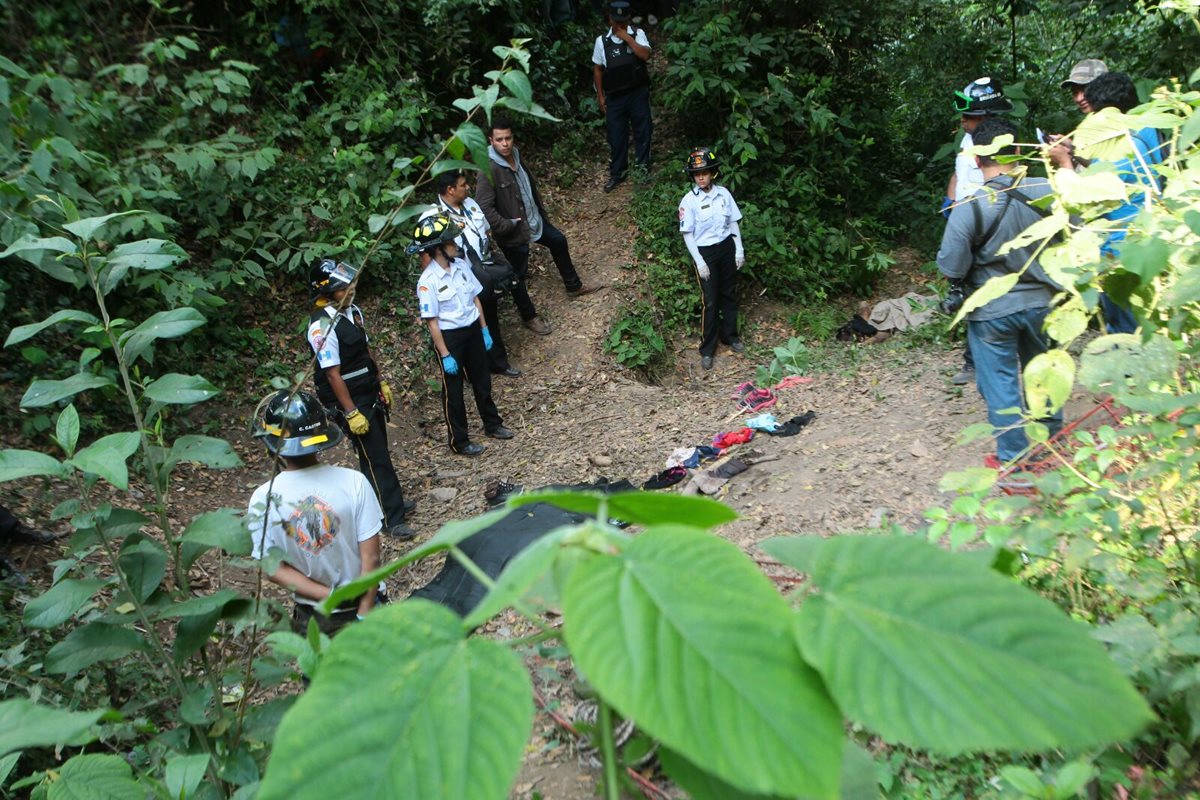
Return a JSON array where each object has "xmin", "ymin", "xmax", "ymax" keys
[
  {"xmin": 684, "ymin": 147, "xmax": 720, "ymax": 175},
  {"xmin": 954, "ymin": 77, "xmax": 1013, "ymax": 116},
  {"xmin": 253, "ymin": 390, "xmax": 344, "ymax": 457},
  {"xmin": 405, "ymin": 213, "xmax": 464, "ymax": 256},
  {"xmin": 309, "ymin": 259, "xmax": 360, "ymax": 300}
]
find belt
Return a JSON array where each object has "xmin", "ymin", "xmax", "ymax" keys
[{"xmin": 341, "ymin": 367, "xmax": 371, "ymax": 381}]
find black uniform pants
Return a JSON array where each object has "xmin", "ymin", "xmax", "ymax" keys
[
  {"xmin": 501, "ymin": 219, "xmax": 583, "ymax": 295},
  {"xmin": 438, "ymin": 320, "xmax": 504, "ymax": 452},
  {"xmin": 697, "ymin": 236, "xmax": 738, "ymax": 357},
  {"xmin": 605, "ymin": 84, "xmax": 652, "ymax": 179},
  {"xmin": 336, "ymin": 386, "xmax": 408, "ymax": 528}
]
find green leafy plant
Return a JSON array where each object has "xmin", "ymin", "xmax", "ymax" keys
[
  {"xmin": 248, "ymin": 490, "xmax": 1149, "ymax": 799},
  {"xmin": 604, "ymin": 302, "xmax": 667, "ymax": 373}
]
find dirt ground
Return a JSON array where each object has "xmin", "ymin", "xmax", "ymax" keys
[{"xmin": 0, "ymin": 125, "xmax": 1111, "ymax": 800}]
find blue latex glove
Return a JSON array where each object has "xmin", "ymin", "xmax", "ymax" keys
[
  {"xmin": 441, "ymin": 354, "xmax": 459, "ymax": 375},
  {"xmin": 940, "ymin": 196, "xmax": 954, "ymax": 219},
  {"xmin": 482, "ymin": 328, "xmax": 494, "ymax": 351}
]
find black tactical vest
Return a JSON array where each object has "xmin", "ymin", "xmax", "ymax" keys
[
  {"xmin": 601, "ymin": 33, "xmax": 649, "ymax": 96},
  {"xmin": 309, "ymin": 309, "xmax": 378, "ymax": 405}
]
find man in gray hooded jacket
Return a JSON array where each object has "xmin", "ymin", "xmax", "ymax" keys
[
  {"xmin": 937, "ymin": 116, "xmax": 1063, "ymax": 467},
  {"xmin": 475, "ymin": 116, "xmax": 601, "ymax": 335}
]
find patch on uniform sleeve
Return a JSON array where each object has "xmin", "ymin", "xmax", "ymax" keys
[
  {"xmin": 308, "ymin": 320, "xmax": 330, "ymax": 350},
  {"xmin": 421, "ymin": 303, "xmax": 430, "ymax": 313},
  {"xmin": 678, "ymin": 206, "xmax": 685, "ymax": 220},
  {"xmin": 418, "ymin": 284, "xmax": 429, "ymax": 293}
]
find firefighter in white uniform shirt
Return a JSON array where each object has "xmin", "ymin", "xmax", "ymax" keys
[
  {"xmin": 678, "ymin": 147, "xmax": 745, "ymax": 371},
  {"xmin": 411, "ymin": 213, "xmax": 515, "ymax": 457}
]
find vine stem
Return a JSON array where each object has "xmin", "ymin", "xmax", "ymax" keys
[
  {"xmin": 80, "ymin": 242, "xmax": 224, "ymax": 791},
  {"xmin": 597, "ymin": 700, "xmax": 621, "ymax": 800}
]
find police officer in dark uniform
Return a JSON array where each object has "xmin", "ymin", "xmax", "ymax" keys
[
  {"xmin": 306, "ymin": 259, "xmax": 416, "ymax": 539},
  {"xmin": 593, "ymin": 0, "xmax": 652, "ymax": 193}
]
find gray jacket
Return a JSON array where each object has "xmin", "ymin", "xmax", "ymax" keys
[{"xmin": 937, "ymin": 174, "xmax": 1060, "ymax": 322}]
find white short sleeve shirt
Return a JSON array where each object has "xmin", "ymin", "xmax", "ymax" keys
[
  {"xmin": 306, "ymin": 305, "xmax": 367, "ymax": 369},
  {"xmin": 247, "ymin": 463, "xmax": 383, "ymax": 606},
  {"xmin": 678, "ymin": 184, "xmax": 742, "ymax": 246},
  {"xmin": 592, "ymin": 27, "xmax": 651, "ymax": 66},
  {"xmin": 416, "ymin": 257, "xmax": 483, "ymax": 330}
]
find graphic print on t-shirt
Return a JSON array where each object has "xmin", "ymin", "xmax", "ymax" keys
[{"xmin": 281, "ymin": 496, "xmax": 340, "ymax": 554}]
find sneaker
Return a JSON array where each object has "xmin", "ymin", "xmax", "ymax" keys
[
  {"xmin": 486, "ymin": 426, "xmax": 515, "ymax": 440},
  {"xmin": 524, "ymin": 316, "xmax": 551, "ymax": 335},
  {"xmin": 494, "ymin": 365, "xmax": 523, "ymax": 378},
  {"xmin": 701, "ymin": 355, "xmax": 714, "ymax": 370},
  {"xmin": 384, "ymin": 522, "xmax": 417, "ymax": 540},
  {"xmin": 951, "ymin": 366, "xmax": 975, "ymax": 386},
  {"xmin": 727, "ymin": 338, "xmax": 745, "ymax": 354},
  {"xmin": 402, "ymin": 498, "xmax": 417, "ymax": 515},
  {"xmin": 455, "ymin": 442, "xmax": 486, "ymax": 457},
  {"xmin": 485, "ymin": 478, "xmax": 524, "ymax": 506},
  {"xmin": 567, "ymin": 283, "xmax": 604, "ymax": 298},
  {"xmin": 603, "ymin": 175, "xmax": 625, "ymax": 193}
]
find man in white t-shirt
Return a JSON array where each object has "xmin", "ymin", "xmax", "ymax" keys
[{"xmin": 248, "ymin": 390, "xmax": 383, "ymax": 636}]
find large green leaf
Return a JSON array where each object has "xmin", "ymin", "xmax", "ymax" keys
[
  {"xmin": 167, "ymin": 435, "xmax": 242, "ymax": 469},
  {"xmin": 106, "ymin": 238, "xmax": 188, "ymax": 271},
  {"xmin": 22, "ymin": 578, "xmax": 108, "ymax": 629},
  {"xmin": 62, "ymin": 211, "xmax": 140, "ymax": 242},
  {"xmin": 45, "ymin": 622, "xmax": 147, "ymax": 674},
  {"xmin": 181, "ymin": 509, "xmax": 252, "ymax": 572},
  {"xmin": 118, "ymin": 533, "xmax": 168, "ymax": 602},
  {"xmin": 259, "ymin": 601, "xmax": 533, "ymax": 800},
  {"xmin": 20, "ymin": 374, "xmax": 115, "ymax": 408},
  {"xmin": 1078, "ymin": 334, "xmax": 1178, "ymax": 394},
  {"xmin": 499, "ymin": 70, "xmax": 533, "ymax": 103},
  {"xmin": 70, "ymin": 431, "xmax": 141, "ymax": 490},
  {"xmin": 455, "ymin": 121, "xmax": 491, "ymax": 177},
  {"xmin": 165, "ymin": 753, "xmax": 209, "ymax": 800},
  {"xmin": 1024, "ymin": 349, "xmax": 1075, "ymax": 417},
  {"xmin": 4, "ymin": 310, "xmax": 99, "ymax": 348},
  {"xmin": 119, "ymin": 307, "xmax": 206, "ymax": 365},
  {"xmin": 761, "ymin": 535, "xmax": 1153, "ymax": 753},
  {"xmin": 0, "ymin": 235, "xmax": 75, "ymax": 260},
  {"xmin": 170, "ymin": 591, "xmax": 251, "ymax": 663},
  {"xmin": 563, "ymin": 525, "xmax": 843, "ymax": 797},
  {"xmin": 0, "ymin": 700, "xmax": 105, "ymax": 756},
  {"xmin": 47, "ymin": 753, "xmax": 140, "ymax": 800},
  {"xmin": 56, "ymin": 405, "xmax": 80, "ymax": 457},
  {"xmin": 0, "ymin": 449, "xmax": 69, "ymax": 482},
  {"xmin": 143, "ymin": 373, "xmax": 220, "ymax": 404},
  {"xmin": 660, "ymin": 742, "xmax": 879, "ymax": 800},
  {"xmin": 510, "ymin": 490, "xmax": 737, "ymax": 528}
]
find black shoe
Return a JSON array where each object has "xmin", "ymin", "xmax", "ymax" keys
[
  {"xmin": 0, "ymin": 555, "xmax": 28, "ymax": 586},
  {"xmin": 603, "ymin": 175, "xmax": 625, "ymax": 193},
  {"xmin": 455, "ymin": 442, "xmax": 486, "ymax": 457},
  {"xmin": 727, "ymin": 338, "xmax": 745, "ymax": 354},
  {"xmin": 487, "ymin": 426, "xmax": 515, "ymax": 440},
  {"xmin": 402, "ymin": 498, "xmax": 417, "ymax": 515},
  {"xmin": 384, "ymin": 522, "xmax": 417, "ymax": 540},
  {"xmin": 485, "ymin": 478, "xmax": 524, "ymax": 507},
  {"xmin": 701, "ymin": 355, "xmax": 714, "ymax": 370},
  {"xmin": 493, "ymin": 366, "xmax": 522, "ymax": 378}
]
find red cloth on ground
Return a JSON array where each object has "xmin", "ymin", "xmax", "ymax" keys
[{"xmin": 713, "ymin": 428, "xmax": 756, "ymax": 449}]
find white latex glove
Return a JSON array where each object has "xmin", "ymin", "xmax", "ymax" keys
[
  {"xmin": 694, "ymin": 259, "xmax": 710, "ymax": 280},
  {"xmin": 735, "ymin": 252, "xmax": 745, "ymax": 270}
]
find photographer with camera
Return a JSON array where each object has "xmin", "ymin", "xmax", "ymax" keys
[
  {"xmin": 937, "ymin": 116, "xmax": 1063, "ymax": 470},
  {"xmin": 437, "ymin": 170, "xmax": 522, "ymax": 378}
]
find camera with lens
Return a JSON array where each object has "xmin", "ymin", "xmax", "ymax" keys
[{"xmin": 939, "ymin": 281, "xmax": 969, "ymax": 315}]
